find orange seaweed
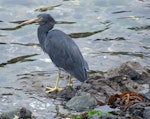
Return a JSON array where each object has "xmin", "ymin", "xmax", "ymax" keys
[{"xmin": 108, "ymin": 91, "xmax": 143, "ymax": 110}]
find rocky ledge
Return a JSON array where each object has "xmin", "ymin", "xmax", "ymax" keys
[
  {"xmin": 48, "ymin": 61, "xmax": 150, "ymax": 119},
  {"xmin": 1, "ymin": 61, "xmax": 150, "ymax": 119}
]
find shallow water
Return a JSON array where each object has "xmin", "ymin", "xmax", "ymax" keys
[{"xmin": 0, "ymin": 0, "xmax": 150, "ymax": 118}]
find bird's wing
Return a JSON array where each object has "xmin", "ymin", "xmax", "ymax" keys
[{"xmin": 44, "ymin": 29, "xmax": 88, "ymax": 82}]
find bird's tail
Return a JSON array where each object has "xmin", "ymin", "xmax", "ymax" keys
[{"xmin": 69, "ymin": 67, "xmax": 88, "ymax": 82}]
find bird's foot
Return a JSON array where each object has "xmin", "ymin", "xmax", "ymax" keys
[
  {"xmin": 67, "ymin": 83, "xmax": 73, "ymax": 87},
  {"xmin": 67, "ymin": 77, "xmax": 73, "ymax": 87},
  {"xmin": 46, "ymin": 86, "xmax": 63, "ymax": 93}
]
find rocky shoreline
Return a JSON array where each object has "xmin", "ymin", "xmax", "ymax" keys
[{"xmin": 0, "ymin": 61, "xmax": 150, "ymax": 119}]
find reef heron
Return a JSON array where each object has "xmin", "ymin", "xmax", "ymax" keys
[{"xmin": 21, "ymin": 14, "xmax": 89, "ymax": 93}]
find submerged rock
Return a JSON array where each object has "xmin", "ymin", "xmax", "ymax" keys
[
  {"xmin": 66, "ymin": 95, "xmax": 98, "ymax": 111},
  {"xmin": 0, "ymin": 107, "xmax": 32, "ymax": 119},
  {"xmin": 128, "ymin": 102, "xmax": 146, "ymax": 118},
  {"xmin": 143, "ymin": 107, "xmax": 150, "ymax": 119},
  {"xmin": 144, "ymin": 91, "xmax": 150, "ymax": 100},
  {"xmin": 106, "ymin": 61, "xmax": 150, "ymax": 84},
  {"xmin": 47, "ymin": 86, "xmax": 76, "ymax": 100},
  {"xmin": 89, "ymin": 114, "xmax": 126, "ymax": 119}
]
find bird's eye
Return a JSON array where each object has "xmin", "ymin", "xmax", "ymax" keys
[
  {"xmin": 40, "ymin": 21, "xmax": 45, "ymax": 25},
  {"xmin": 38, "ymin": 17, "xmax": 43, "ymax": 21}
]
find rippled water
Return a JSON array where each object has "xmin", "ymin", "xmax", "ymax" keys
[{"xmin": 0, "ymin": 0, "xmax": 150, "ymax": 118}]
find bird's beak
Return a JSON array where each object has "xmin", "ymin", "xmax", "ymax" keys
[{"xmin": 20, "ymin": 17, "xmax": 42, "ymax": 26}]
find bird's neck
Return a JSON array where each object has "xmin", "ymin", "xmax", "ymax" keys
[{"xmin": 37, "ymin": 24, "xmax": 53, "ymax": 52}]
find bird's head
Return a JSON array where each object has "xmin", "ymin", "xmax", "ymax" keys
[
  {"xmin": 37, "ymin": 14, "xmax": 56, "ymax": 25},
  {"xmin": 20, "ymin": 13, "xmax": 56, "ymax": 26}
]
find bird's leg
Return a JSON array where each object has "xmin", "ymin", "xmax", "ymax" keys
[
  {"xmin": 46, "ymin": 70, "xmax": 63, "ymax": 93},
  {"xmin": 67, "ymin": 75, "xmax": 73, "ymax": 87}
]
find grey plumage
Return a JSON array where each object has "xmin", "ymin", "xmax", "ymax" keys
[{"xmin": 37, "ymin": 14, "xmax": 88, "ymax": 82}]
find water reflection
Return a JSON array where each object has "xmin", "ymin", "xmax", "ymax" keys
[
  {"xmin": 118, "ymin": 16, "xmax": 144, "ymax": 20},
  {"xmin": 17, "ymin": 71, "xmax": 51, "ymax": 80},
  {"xmin": 94, "ymin": 37, "xmax": 126, "ymax": 41},
  {"xmin": 143, "ymin": 46, "xmax": 150, "ymax": 50},
  {"xmin": 0, "ymin": 20, "xmax": 27, "ymax": 30},
  {"xmin": 0, "ymin": 20, "xmax": 76, "ymax": 31},
  {"xmin": 10, "ymin": 20, "xmax": 27, "ymax": 24},
  {"xmin": 69, "ymin": 27, "xmax": 109, "ymax": 38},
  {"xmin": 0, "ymin": 42, "xmax": 39, "ymax": 47},
  {"xmin": 11, "ymin": 42, "xmax": 39, "ymax": 47},
  {"xmin": 0, "ymin": 25, "xmax": 23, "ymax": 30},
  {"xmin": 56, "ymin": 21, "xmax": 76, "ymax": 24},
  {"xmin": 0, "ymin": 21, "xmax": 108, "ymax": 38},
  {"xmin": 0, "ymin": 34, "xmax": 7, "ymax": 37},
  {"xmin": 100, "ymin": 51, "xmax": 149, "ymax": 58},
  {"xmin": 0, "ymin": 54, "xmax": 39, "ymax": 67},
  {"xmin": 0, "ymin": 42, "xmax": 7, "ymax": 44},
  {"xmin": 112, "ymin": 11, "xmax": 131, "ymax": 14},
  {"xmin": 128, "ymin": 25, "xmax": 150, "ymax": 31},
  {"xmin": 34, "ymin": 4, "xmax": 62, "ymax": 12}
]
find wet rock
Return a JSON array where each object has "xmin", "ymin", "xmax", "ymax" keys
[
  {"xmin": 80, "ymin": 69, "xmax": 144, "ymax": 101},
  {"xmin": 128, "ymin": 102, "xmax": 150, "ymax": 118},
  {"xmin": 143, "ymin": 107, "xmax": 150, "ymax": 119},
  {"xmin": 80, "ymin": 83, "xmax": 92, "ymax": 91},
  {"xmin": 89, "ymin": 114, "xmax": 126, "ymax": 119},
  {"xmin": 129, "ymin": 103, "xmax": 146, "ymax": 118},
  {"xmin": 47, "ymin": 86, "xmax": 76, "ymax": 100},
  {"xmin": 13, "ymin": 61, "xmax": 148, "ymax": 119},
  {"xmin": 106, "ymin": 61, "xmax": 150, "ymax": 84},
  {"xmin": 106, "ymin": 75, "xmax": 144, "ymax": 93},
  {"xmin": 100, "ymin": 61, "xmax": 150, "ymax": 94},
  {"xmin": 66, "ymin": 95, "xmax": 98, "ymax": 111},
  {"xmin": 79, "ymin": 76, "xmax": 109, "ymax": 103},
  {"xmin": 0, "ymin": 107, "xmax": 32, "ymax": 119},
  {"xmin": 71, "ymin": 61, "xmax": 150, "ymax": 119},
  {"xmin": 89, "ymin": 114, "xmax": 100, "ymax": 119},
  {"xmin": 144, "ymin": 91, "xmax": 150, "ymax": 100},
  {"xmin": 95, "ymin": 37, "xmax": 126, "ymax": 41}
]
